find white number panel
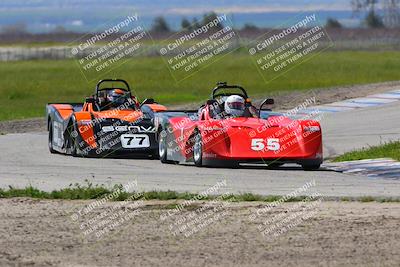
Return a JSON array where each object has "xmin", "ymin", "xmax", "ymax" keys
[{"xmin": 121, "ymin": 134, "xmax": 150, "ymax": 148}]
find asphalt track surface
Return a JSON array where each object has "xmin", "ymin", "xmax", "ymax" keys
[{"xmin": 0, "ymin": 101, "xmax": 399, "ymax": 197}]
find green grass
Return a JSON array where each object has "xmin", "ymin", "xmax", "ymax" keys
[
  {"xmin": 0, "ymin": 183, "xmax": 299, "ymax": 202},
  {"xmin": 1, "ymin": 51, "xmax": 400, "ymax": 121},
  {"xmin": 1, "ymin": 183, "xmax": 400, "ymax": 202},
  {"xmin": 334, "ymin": 141, "xmax": 400, "ymax": 162}
]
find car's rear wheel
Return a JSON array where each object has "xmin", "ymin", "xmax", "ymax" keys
[
  {"xmin": 48, "ymin": 121, "xmax": 57, "ymax": 154},
  {"xmin": 69, "ymin": 134, "xmax": 78, "ymax": 157},
  {"xmin": 193, "ymin": 130, "xmax": 203, "ymax": 167},
  {"xmin": 302, "ymin": 164, "xmax": 320, "ymax": 171}
]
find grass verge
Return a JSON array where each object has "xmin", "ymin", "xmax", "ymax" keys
[
  {"xmin": 1, "ymin": 51, "xmax": 400, "ymax": 121},
  {"xmin": 334, "ymin": 141, "xmax": 400, "ymax": 162},
  {"xmin": 0, "ymin": 183, "xmax": 399, "ymax": 203}
]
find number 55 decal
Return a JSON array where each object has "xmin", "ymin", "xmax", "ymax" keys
[{"xmin": 251, "ymin": 138, "xmax": 280, "ymax": 151}]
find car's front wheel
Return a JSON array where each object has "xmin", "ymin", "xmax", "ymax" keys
[
  {"xmin": 193, "ymin": 130, "xmax": 203, "ymax": 167},
  {"xmin": 67, "ymin": 122, "xmax": 79, "ymax": 157},
  {"xmin": 159, "ymin": 130, "xmax": 175, "ymax": 164},
  {"xmin": 159, "ymin": 131, "xmax": 167, "ymax": 162}
]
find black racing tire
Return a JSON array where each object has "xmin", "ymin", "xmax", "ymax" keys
[
  {"xmin": 48, "ymin": 121, "xmax": 57, "ymax": 154},
  {"xmin": 158, "ymin": 130, "xmax": 173, "ymax": 164},
  {"xmin": 193, "ymin": 130, "xmax": 203, "ymax": 167},
  {"xmin": 67, "ymin": 122, "xmax": 79, "ymax": 157},
  {"xmin": 302, "ymin": 164, "xmax": 321, "ymax": 171},
  {"xmin": 69, "ymin": 133, "xmax": 78, "ymax": 157}
]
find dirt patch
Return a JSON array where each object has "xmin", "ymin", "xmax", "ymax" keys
[
  {"xmin": 1, "ymin": 81, "xmax": 399, "ymax": 135},
  {"xmin": 0, "ymin": 117, "xmax": 46, "ymax": 135},
  {"xmin": 0, "ymin": 198, "xmax": 399, "ymax": 267}
]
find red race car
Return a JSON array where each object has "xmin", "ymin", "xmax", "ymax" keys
[{"xmin": 155, "ymin": 82, "xmax": 323, "ymax": 170}]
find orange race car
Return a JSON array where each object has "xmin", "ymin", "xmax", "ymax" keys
[{"xmin": 46, "ymin": 79, "xmax": 166, "ymax": 158}]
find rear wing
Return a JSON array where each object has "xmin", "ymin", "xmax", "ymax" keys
[
  {"xmin": 46, "ymin": 103, "xmax": 84, "ymax": 130},
  {"xmin": 155, "ymin": 110, "xmax": 198, "ymax": 119},
  {"xmin": 46, "ymin": 103, "xmax": 83, "ymax": 113},
  {"xmin": 154, "ymin": 110, "xmax": 199, "ymax": 132}
]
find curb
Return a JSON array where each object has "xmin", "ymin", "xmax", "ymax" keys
[{"xmin": 324, "ymin": 158, "xmax": 400, "ymax": 179}]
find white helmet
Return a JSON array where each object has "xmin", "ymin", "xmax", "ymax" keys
[{"xmin": 224, "ymin": 95, "xmax": 245, "ymax": 117}]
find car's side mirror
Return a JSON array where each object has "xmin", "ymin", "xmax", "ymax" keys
[
  {"xmin": 259, "ymin": 98, "xmax": 275, "ymax": 117},
  {"xmin": 245, "ymin": 98, "xmax": 252, "ymax": 107}
]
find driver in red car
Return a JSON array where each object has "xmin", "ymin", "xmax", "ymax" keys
[
  {"xmin": 224, "ymin": 95, "xmax": 245, "ymax": 117},
  {"xmin": 224, "ymin": 95, "xmax": 258, "ymax": 118}
]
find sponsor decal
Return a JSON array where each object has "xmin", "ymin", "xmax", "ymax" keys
[
  {"xmin": 203, "ymin": 152, "xmax": 217, "ymax": 158},
  {"xmin": 102, "ymin": 125, "xmax": 156, "ymax": 133}
]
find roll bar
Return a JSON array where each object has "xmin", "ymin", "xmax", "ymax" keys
[
  {"xmin": 95, "ymin": 79, "xmax": 131, "ymax": 100},
  {"xmin": 211, "ymin": 82, "xmax": 249, "ymax": 99}
]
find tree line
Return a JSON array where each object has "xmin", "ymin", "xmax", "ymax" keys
[
  {"xmin": 151, "ymin": 12, "xmax": 223, "ymax": 32},
  {"xmin": 3, "ymin": 3, "xmax": 400, "ymax": 35}
]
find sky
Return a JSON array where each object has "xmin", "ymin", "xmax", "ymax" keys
[{"xmin": 0, "ymin": 0, "xmax": 353, "ymax": 14}]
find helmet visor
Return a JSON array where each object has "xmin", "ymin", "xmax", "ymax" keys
[
  {"xmin": 227, "ymin": 102, "xmax": 244, "ymax": 110},
  {"xmin": 109, "ymin": 92, "xmax": 126, "ymax": 105}
]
